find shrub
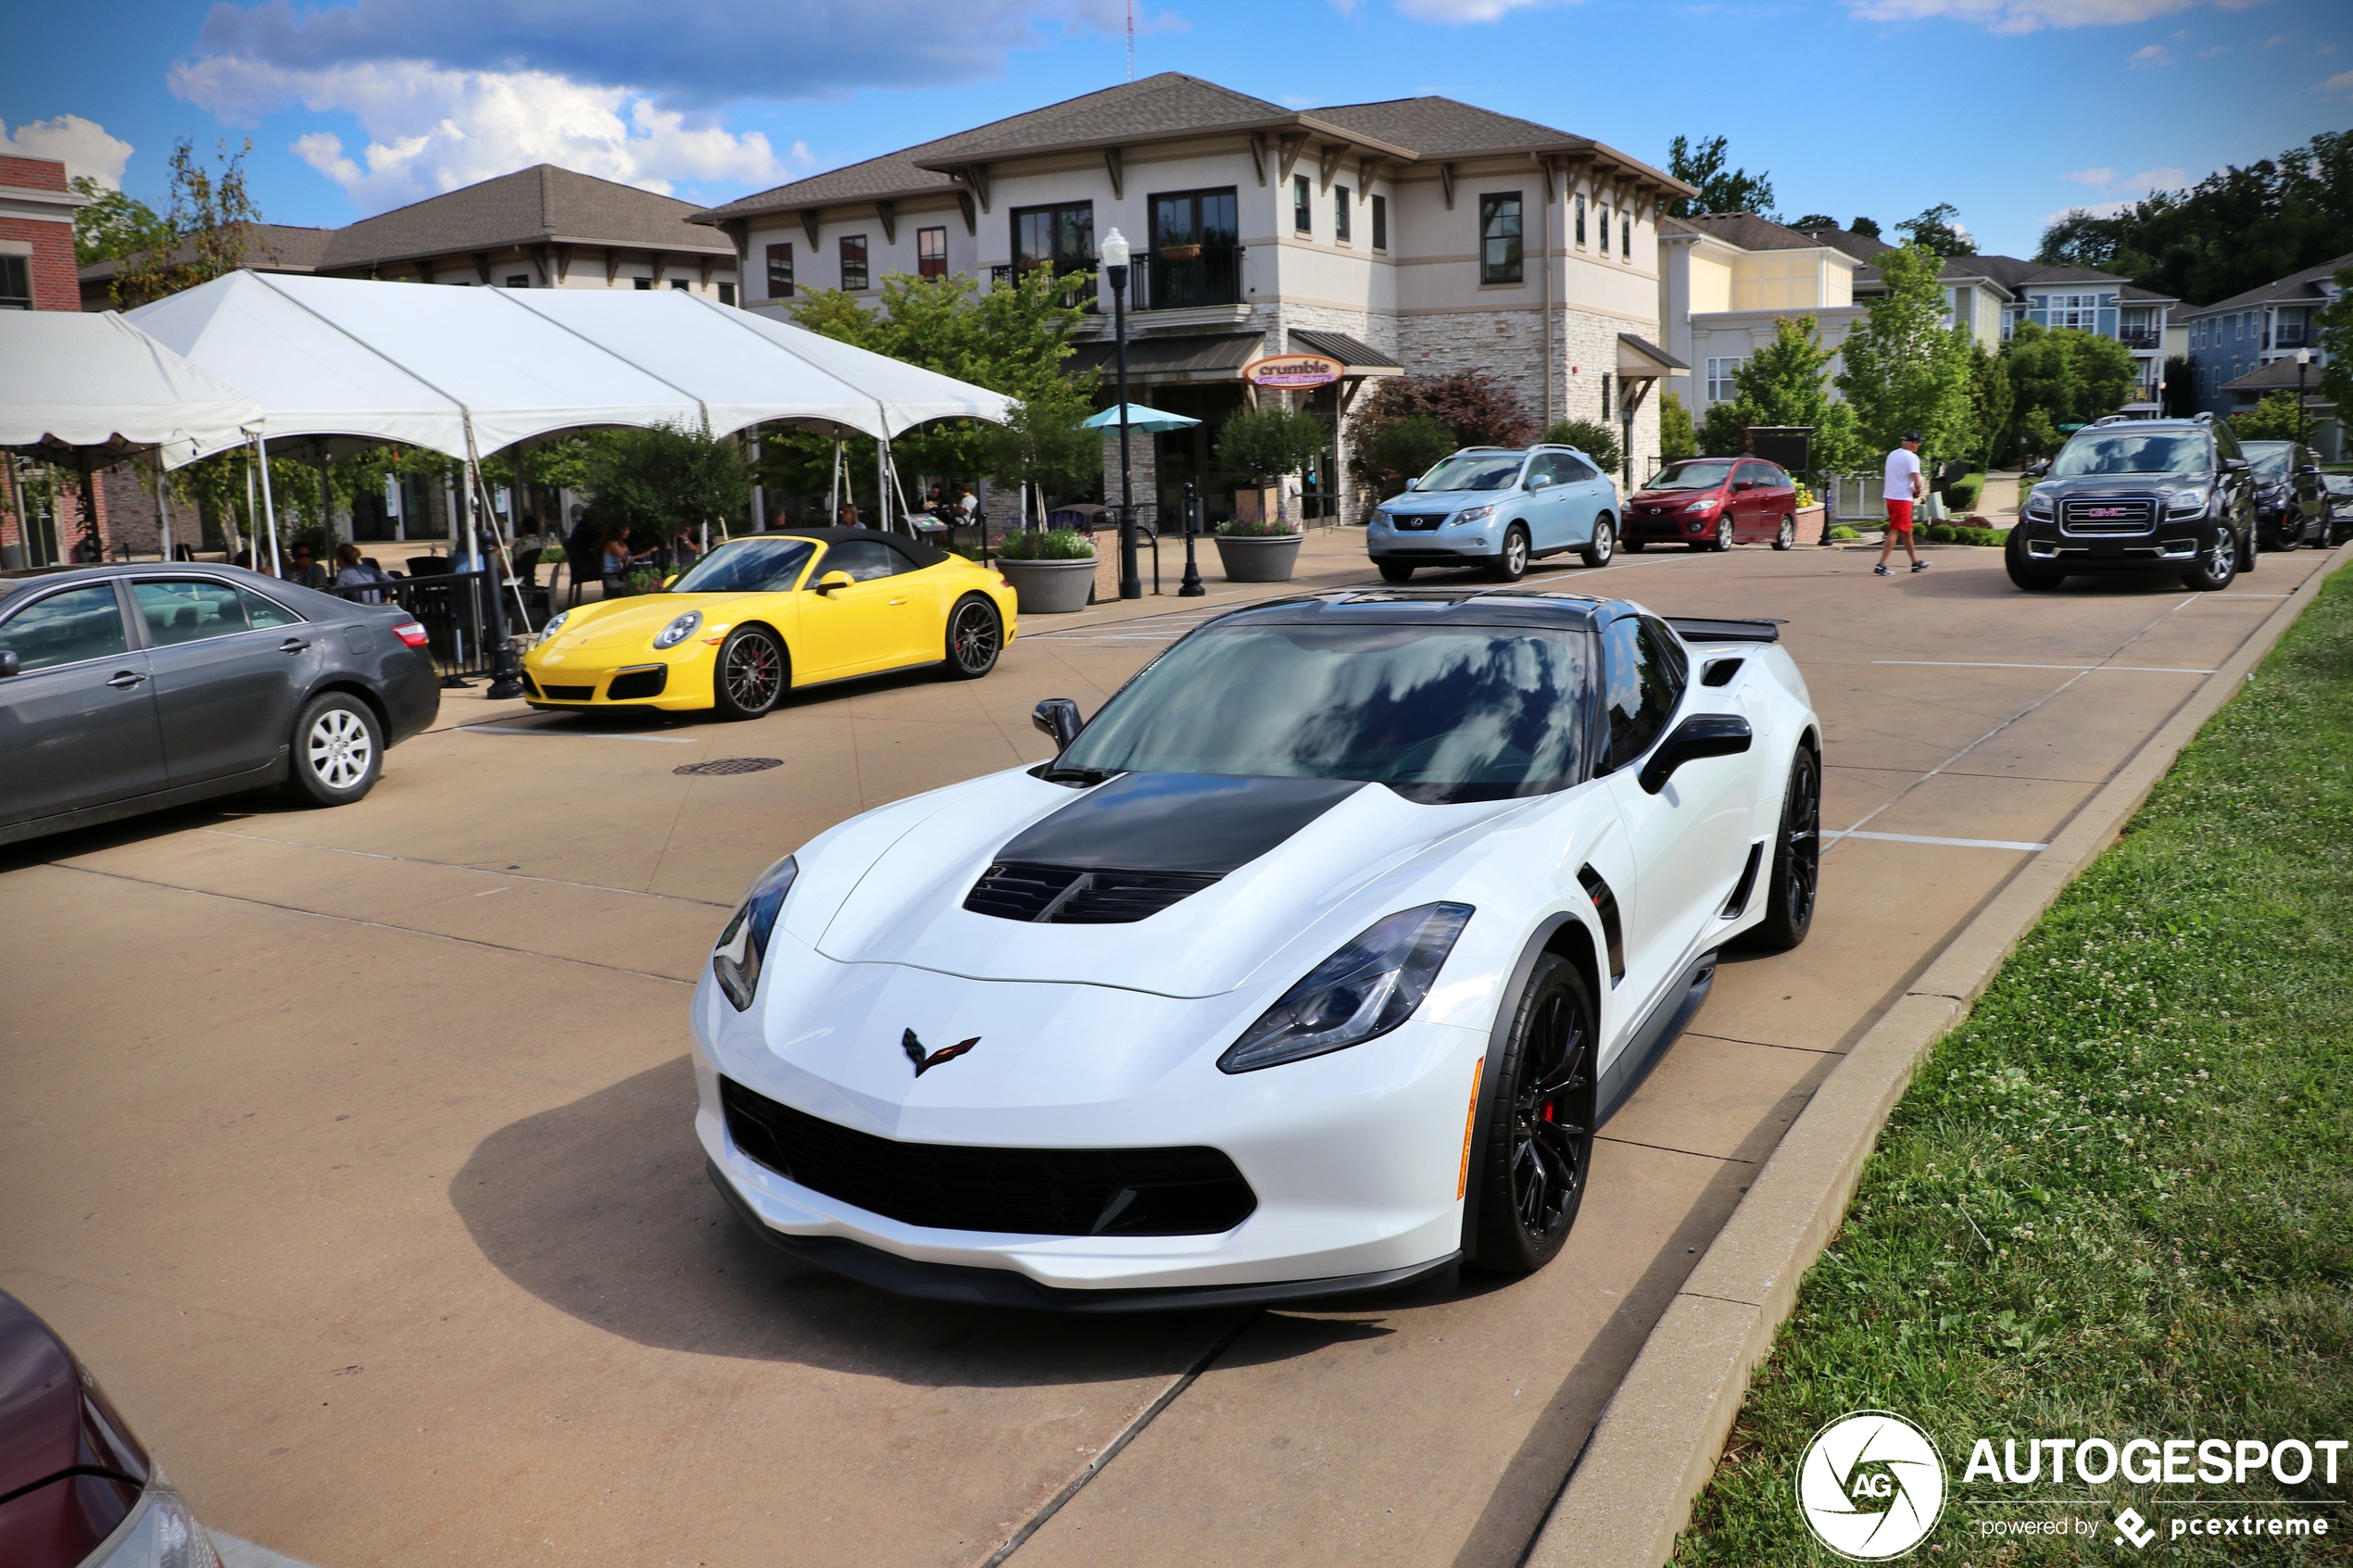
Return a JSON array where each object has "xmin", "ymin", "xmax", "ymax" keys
[
  {"xmin": 1923, "ymin": 521, "xmax": 2007, "ymax": 546},
  {"xmin": 1346, "ymin": 370, "xmax": 1535, "ymax": 496},
  {"xmin": 1374, "ymin": 416, "xmax": 1456, "ymax": 485},
  {"xmin": 1214, "ymin": 407, "xmax": 1327, "ymax": 484},
  {"xmin": 1542, "ymin": 419, "xmax": 1621, "ymax": 474},
  {"xmin": 1944, "ymin": 472, "xmax": 1984, "ymax": 511},
  {"xmin": 999, "ymin": 528, "xmax": 1094, "ymax": 560},
  {"xmin": 1793, "ymin": 481, "xmax": 1817, "ymax": 510},
  {"xmin": 1657, "ymin": 391, "xmax": 1697, "ymax": 461},
  {"xmin": 1829, "ymin": 524, "xmax": 1860, "ymax": 540},
  {"xmin": 1219, "ymin": 515, "xmax": 1301, "ymax": 538}
]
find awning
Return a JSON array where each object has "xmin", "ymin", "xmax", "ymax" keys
[
  {"xmin": 0, "ymin": 310, "xmax": 263, "ymax": 468},
  {"xmin": 1288, "ymin": 329, "xmax": 1403, "ymax": 375},
  {"xmin": 1065, "ymin": 333, "xmax": 1263, "ymax": 383},
  {"xmin": 1617, "ymin": 332, "xmax": 1688, "ymax": 378}
]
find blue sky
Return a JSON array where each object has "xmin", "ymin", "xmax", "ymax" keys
[{"xmin": 5, "ymin": 0, "xmax": 2347, "ymax": 284}]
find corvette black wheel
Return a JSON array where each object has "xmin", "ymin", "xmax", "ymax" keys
[
  {"xmin": 943, "ymin": 594, "xmax": 1001, "ymax": 680},
  {"xmin": 1745, "ymin": 743, "xmax": 1821, "ymax": 951},
  {"xmin": 713, "ymin": 625, "xmax": 786, "ymax": 720},
  {"xmin": 1472, "ymin": 953, "xmax": 1597, "ymax": 1274}
]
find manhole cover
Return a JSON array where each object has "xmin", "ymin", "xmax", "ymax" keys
[{"xmin": 674, "ymin": 757, "xmax": 785, "ymax": 777}]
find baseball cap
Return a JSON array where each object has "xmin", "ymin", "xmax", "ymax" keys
[{"xmin": 1902, "ymin": 431, "xmax": 1923, "ymax": 442}]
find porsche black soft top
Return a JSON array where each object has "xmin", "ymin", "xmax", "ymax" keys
[{"xmin": 754, "ymin": 526, "xmax": 948, "ymax": 571}]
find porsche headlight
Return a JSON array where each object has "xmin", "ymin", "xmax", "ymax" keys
[
  {"xmin": 652, "ymin": 609, "xmax": 702, "ymax": 650},
  {"xmin": 538, "ymin": 609, "xmax": 570, "ymax": 641},
  {"xmin": 712, "ymin": 856, "xmax": 798, "ymax": 1011},
  {"xmin": 1218, "ymin": 902, "xmax": 1473, "ymax": 1073},
  {"xmin": 1448, "ymin": 505, "xmax": 1495, "ymax": 527}
]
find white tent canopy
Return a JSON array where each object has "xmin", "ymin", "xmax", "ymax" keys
[
  {"xmin": 126, "ymin": 270, "xmax": 1013, "ymax": 458},
  {"xmin": 0, "ymin": 310, "xmax": 263, "ymax": 467}
]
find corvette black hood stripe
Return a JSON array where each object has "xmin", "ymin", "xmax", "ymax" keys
[{"xmin": 996, "ymin": 771, "xmax": 1365, "ymax": 875}]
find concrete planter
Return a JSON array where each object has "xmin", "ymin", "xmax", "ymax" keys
[
  {"xmin": 1214, "ymin": 533, "xmax": 1302, "ymax": 583},
  {"xmin": 997, "ymin": 555, "xmax": 1097, "ymax": 614}
]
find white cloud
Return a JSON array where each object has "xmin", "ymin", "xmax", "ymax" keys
[
  {"xmin": 1394, "ymin": 0, "xmax": 1577, "ymax": 20},
  {"xmin": 2045, "ymin": 200, "xmax": 2139, "ymax": 222},
  {"xmin": 0, "ymin": 114, "xmax": 134, "ymax": 187},
  {"xmin": 2322, "ymin": 69, "xmax": 2353, "ymax": 94},
  {"xmin": 2061, "ymin": 166, "xmax": 2118, "ymax": 184},
  {"xmin": 172, "ymin": 56, "xmax": 786, "ymax": 211},
  {"xmin": 1845, "ymin": 0, "xmax": 2195, "ymax": 34},
  {"xmin": 2125, "ymin": 166, "xmax": 2187, "ymax": 189},
  {"xmin": 2211, "ymin": 0, "xmax": 2274, "ymax": 9},
  {"xmin": 2129, "ymin": 41, "xmax": 2174, "ymax": 63}
]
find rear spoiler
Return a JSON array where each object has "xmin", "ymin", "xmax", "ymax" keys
[{"xmin": 1665, "ymin": 616, "xmax": 1782, "ymax": 645}]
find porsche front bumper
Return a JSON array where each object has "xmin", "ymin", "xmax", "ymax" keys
[
  {"xmin": 690, "ymin": 942, "xmax": 1484, "ymax": 1306},
  {"xmin": 521, "ymin": 643, "xmax": 715, "ymax": 709}
]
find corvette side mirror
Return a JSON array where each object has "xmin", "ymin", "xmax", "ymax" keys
[
  {"xmin": 812, "ymin": 570, "xmax": 854, "ymax": 595},
  {"xmin": 0, "ymin": 650, "xmax": 17, "ymax": 679},
  {"xmin": 1639, "ymin": 712, "xmax": 1753, "ymax": 796},
  {"xmin": 1033, "ymin": 697, "xmax": 1082, "ymax": 749}
]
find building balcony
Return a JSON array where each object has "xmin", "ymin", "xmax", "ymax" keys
[
  {"xmin": 2271, "ymin": 327, "xmax": 2309, "ymax": 349},
  {"xmin": 996, "ymin": 245, "xmax": 1248, "ymax": 324},
  {"xmin": 2117, "ymin": 328, "xmax": 2160, "ymax": 350}
]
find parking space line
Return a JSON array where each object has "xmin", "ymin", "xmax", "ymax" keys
[
  {"xmin": 1870, "ymin": 659, "xmax": 2216, "ymax": 674},
  {"xmin": 1826, "ymin": 830, "xmax": 2050, "ymax": 852},
  {"xmin": 456, "ymin": 723, "xmax": 695, "ymax": 743},
  {"xmin": 194, "ymin": 830, "xmax": 733, "ymax": 906}
]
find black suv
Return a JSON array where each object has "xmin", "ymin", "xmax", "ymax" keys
[
  {"xmin": 2240, "ymin": 439, "xmax": 2329, "ymax": 550},
  {"xmin": 2007, "ymin": 414, "xmax": 2257, "ymax": 593}
]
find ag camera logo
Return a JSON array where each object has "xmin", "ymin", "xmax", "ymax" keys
[{"xmin": 1797, "ymin": 1411, "xmax": 1948, "ymax": 1560}]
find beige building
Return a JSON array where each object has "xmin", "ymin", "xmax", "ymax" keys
[
  {"xmin": 694, "ymin": 73, "xmax": 1692, "ymax": 525},
  {"xmin": 1656, "ymin": 214, "xmax": 1863, "ymax": 421}
]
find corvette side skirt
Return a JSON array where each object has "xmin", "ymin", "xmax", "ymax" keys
[
  {"xmin": 1597, "ymin": 951, "xmax": 1718, "ymax": 1126},
  {"xmin": 709, "ymin": 1159, "xmax": 1460, "ymax": 1313}
]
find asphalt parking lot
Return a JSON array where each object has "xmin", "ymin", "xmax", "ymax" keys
[{"xmin": 3, "ymin": 531, "xmax": 2335, "ymax": 1568}]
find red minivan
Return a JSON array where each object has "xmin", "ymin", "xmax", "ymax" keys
[{"xmin": 1623, "ymin": 458, "xmax": 1800, "ymax": 551}]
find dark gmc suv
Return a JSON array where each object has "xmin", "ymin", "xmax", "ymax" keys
[{"xmin": 2007, "ymin": 414, "xmax": 2258, "ymax": 594}]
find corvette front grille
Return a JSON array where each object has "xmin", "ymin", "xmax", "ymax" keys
[
  {"xmin": 719, "ymin": 1078, "xmax": 1257, "ymax": 1236},
  {"xmin": 963, "ymin": 861, "xmax": 1220, "ymax": 923}
]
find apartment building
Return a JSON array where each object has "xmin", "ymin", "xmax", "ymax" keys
[
  {"xmin": 693, "ymin": 73, "xmax": 1692, "ymax": 524},
  {"xmin": 1657, "ymin": 213, "xmax": 1864, "ymax": 419},
  {"xmin": 2182, "ymin": 250, "xmax": 2348, "ymax": 449}
]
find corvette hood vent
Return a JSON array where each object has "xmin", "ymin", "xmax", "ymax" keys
[{"xmin": 965, "ymin": 863, "xmax": 1222, "ymax": 923}]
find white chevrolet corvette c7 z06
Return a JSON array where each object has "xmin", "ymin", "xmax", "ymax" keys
[{"xmin": 693, "ymin": 587, "xmax": 1821, "ymax": 1310}]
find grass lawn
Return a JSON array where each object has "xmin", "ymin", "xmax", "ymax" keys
[{"xmin": 1676, "ymin": 568, "xmax": 2353, "ymax": 1565}]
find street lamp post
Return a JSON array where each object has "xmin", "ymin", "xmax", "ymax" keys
[
  {"xmin": 1101, "ymin": 228, "xmax": 1143, "ymax": 600},
  {"xmin": 1179, "ymin": 479, "xmax": 1204, "ymax": 596},
  {"xmin": 2296, "ymin": 347, "xmax": 2313, "ymax": 451}
]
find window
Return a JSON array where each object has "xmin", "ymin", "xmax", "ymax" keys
[
  {"xmin": 241, "ymin": 588, "xmax": 300, "ymax": 629},
  {"xmin": 1598, "ymin": 205, "xmax": 1610, "ymax": 256},
  {"xmin": 2049, "ymin": 292, "xmax": 2096, "ymax": 331},
  {"xmin": 818, "ymin": 539, "xmax": 900, "ymax": 582},
  {"xmin": 672, "ymin": 278, "xmax": 690, "ymax": 292},
  {"xmin": 1558, "ymin": 455, "xmax": 1600, "ymax": 483},
  {"xmin": 1334, "ymin": 185, "xmax": 1352, "ymax": 244},
  {"xmin": 1294, "ymin": 174, "xmax": 1313, "ymax": 233},
  {"xmin": 1575, "ymin": 194, "xmax": 1586, "ymax": 248},
  {"xmin": 840, "ymin": 234, "xmax": 869, "ymax": 291},
  {"xmin": 765, "ymin": 243, "xmax": 795, "ymax": 299},
  {"xmin": 1705, "ymin": 357, "xmax": 1743, "ymax": 404},
  {"xmin": 505, "ymin": 274, "xmax": 530, "ymax": 288},
  {"xmin": 1602, "ymin": 615, "xmax": 1686, "ymax": 772},
  {"xmin": 1602, "ymin": 373, "xmax": 1612, "ymax": 421},
  {"xmin": 1371, "ymin": 194, "xmax": 1387, "ymax": 252},
  {"xmin": 1479, "ymin": 193, "xmax": 1523, "ymax": 284},
  {"xmin": 1013, "ymin": 202, "xmax": 1094, "ymax": 274},
  {"xmin": 0, "ymin": 585, "xmax": 129, "ymax": 671},
  {"xmin": 133, "ymin": 581, "xmax": 250, "ymax": 645},
  {"xmin": 718, "ymin": 282, "xmax": 736, "ymax": 306},
  {"xmin": 634, "ymin": 277, "xmax": 653, "ymax": 291},
  {"xmin": 0, "ymin": 254, "xmax": 29, "ymax": 309},
  {"xmin": 1621, "ymin": 215, "xmax": 1631, "ymax": 258},
  {"xmin": 917, "ymin": 226, "xmax": 948, "ymax": 280},
  {"xmin": 1148, "ymin": 187, "xmax": 1240, "ymax": 307}
]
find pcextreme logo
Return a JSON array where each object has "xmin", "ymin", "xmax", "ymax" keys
[{"xmin": 1796, "ymin": 1411, "xmax": 1949, "ymax": 1561}]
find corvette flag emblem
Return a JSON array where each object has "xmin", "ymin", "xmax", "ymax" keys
[{"xmin": 903, "ymin": 1028, "xmax": 980, "ymax": 1076}]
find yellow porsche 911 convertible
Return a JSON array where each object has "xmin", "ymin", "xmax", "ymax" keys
[{"xmin": 522, "ymin": 527, "xmax": 1019, "ymax": 719}]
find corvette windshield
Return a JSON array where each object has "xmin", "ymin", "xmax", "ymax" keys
[
  {"xmin": 1057, "ymin": 623, "xmax": 1592, "ymax": 803},
  {"xmin": 670, "ymin": 537, "xmax": 816, "ymax": 594},
  {"xmin": 1416, "ymin": 454, "xmax": 1526, "ymax": 493},
  {"xmin": 2048, "ymin": 432, "xmax": 2210, "ymax": 479},
  {"xmin": 1644, "ymin": 461, "xmax": 1733, "ymax": 492}
]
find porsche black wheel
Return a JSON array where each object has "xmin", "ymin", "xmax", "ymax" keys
[
  {"xmin": 713, "ymin": 625, "xmax": 786, "ymax": 720},
  {"xmin": 1745, "ymin": 743, "xmax": 1821, "ymax": 951},
  {"xmin": 1378, "ymin": 560, "xmax": 1416, "ymax": 583},
  {"xmin": 942, "ymin": 595, "xmax": 1001, "ymax": 680},
  {"xmin": 1471, "ymin": 953, "xmax": 1597, "ymax": 1274}
]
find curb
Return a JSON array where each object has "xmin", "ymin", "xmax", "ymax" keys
[{"xmin": 1527, "ymin": 542, "xmax": 2353, "ymax": 1568}]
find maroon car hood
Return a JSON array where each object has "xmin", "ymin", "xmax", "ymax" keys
[{"xmin": 0, "ymin": 1291, "xmax": 147, "ymax": 1498}]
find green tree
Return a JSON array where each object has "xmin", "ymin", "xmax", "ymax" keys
[
  {"xmin": 2317, "ymin": 266, "xmax": 2353, "ymax": 418},
  {"xmin": 1894, "ymin": 203, "xmax": 1974, "ymax": 257},
  {"xmin": 1373, "ymin": 415, "xmax": 1457, "ymax": 484},
  {"xmin": 1965, "ymin": 339, "xmax": 2014, "ymax": 470},
  {"xmin": 111, "ymin": 137, "xmax": 264, "ymax": 308},
  {"xmin": 1216, "ymin": 408, "xmax": 1327, "ymax": 485},
  {"xmin": 1692, "ymin": 316, "xmax": 1868, "ymax": 474},
  {"xmin": 1345, "ymin": 370, "xmax": 1534, "ymax": 499},
  {"xmin": 1656, "ymin": 390, "xmax": 1696, "ymax": 461},
  {"xmin": 583, "ymin": 421, "xmax": 751, "ymax": 544},
  {"xmin": 1836, "ymin": 244, "xmax": 1977, "ymax": 467},
  {"xmin": 984, "ymin": 378, "xmax": 1100, "ymax": 516},
  {"xmin": 2229, "ymin": 391, "xmax": 2308, "ymax": 443},
  {"xmin": 1542, "ymin": 419, "xmax": 1620, "ymax": 474},
  {"xmin": 1665, "ymin": 134, "xmax": 1776, "ymax": 220},
  {"xmin": 2001, "ymin": 320, "xmax": 2137, "ymax": 440},
  {"xmin": 70, "ymin": 177, "xmax": 170, "ymax": 268},
  {"xmin": 1790, "ymin": 214, "xmax": 1840, "ymax": 232},
  {"xmin": 1849, "ymin": 216, "xmax": 1881, "ymax": 239}
]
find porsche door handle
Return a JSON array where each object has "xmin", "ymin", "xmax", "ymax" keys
[
  {"xmin": 887, "ymin": 597, "xmax": 909, "ymax": 606},
  {"xmin": 106, "ymin": 670, "xmax": 147, "ymax": 690}
]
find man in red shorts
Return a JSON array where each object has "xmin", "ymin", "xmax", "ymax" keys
[{"xmin": 1876, "ymin": 431, "xmax": 1929, "ymax": 576}]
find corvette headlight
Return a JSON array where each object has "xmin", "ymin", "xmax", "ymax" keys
[
  {"xmin": 1449, "ymin": 505, "xmax": 1495, "ymax": 527},
  {"xmin": 652, "ymin": 609, "xmax": 702, "ymax": 650},
  {"xmin": 2166, "ymin": 488, "xmax": 2209, "ymax": 516},
  {"xmin": 1218, "ymin": 902, "xmax": 1473, "ymax": 1073},
  {"xmin": 712, "ymin": 857, "xmax": 798, "ymax": 1011}
]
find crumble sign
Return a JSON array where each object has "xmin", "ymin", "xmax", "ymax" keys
[{"xmin": 1241, "ymin": 353, "xmax": 1343, "ymax": 390}]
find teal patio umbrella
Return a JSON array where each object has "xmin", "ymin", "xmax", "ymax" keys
[{"xmin": 1083, "ymin": 403, "xmax": 1201, "ymax": 433}]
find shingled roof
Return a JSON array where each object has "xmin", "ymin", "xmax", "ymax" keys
[
  {"xmin": 1661, "ymin": 212, "xmax": 1826, "ymax": 253},
  {"xmin": 2183, "ymin": 249, "xmax": 2353, "ymax": 319},
  {"xmin": 78, "ymin": 222, "xmax": 334, "ymax": 290},
  {"xmin": 319, "ymin": 165, "xmax": 730, "ymax": 271},
  {"xmin": 1793, "ymin": 226, "xmax": 1893, "ymax": 264},
  {"xmin": 695, "ymin": 72, "xmax": 1688, "ymax": 225}
]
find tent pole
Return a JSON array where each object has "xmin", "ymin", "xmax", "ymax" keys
[
  {"xmin": 827, "ymin": 438, "xmax": 842, "ymax": 524},
  {"xmin": 877, "ymin": 438, "xmax": 889, "ymax": 535},
  {"xmin": 153, "ymin": 452, "xmax": 176, "ymax": 562},
  {"xmin": 465, "ymin": 419, "xmax": 526, "ymax": 699},
  {"xmin": 238, "ymin": 447, "xmax": 256, "ymax": 562},
  {"xmin": 256, "ymin": 434, "xmax": 283, "ymax": 578}
]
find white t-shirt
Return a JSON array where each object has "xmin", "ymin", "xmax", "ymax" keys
[{"xmin": 1883, "ymin": 445, "xmax": 1921, "ymax": 502}]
